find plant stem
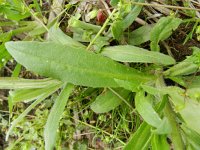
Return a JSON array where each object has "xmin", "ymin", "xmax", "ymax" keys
[{"xmin": 86, "ymin": 9, "xmax": 117, "ymax": 51}]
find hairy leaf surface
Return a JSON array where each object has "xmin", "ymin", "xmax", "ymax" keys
[{"xmin": 5, "ymin": 41, "xmax": 153, "ymax": 87}]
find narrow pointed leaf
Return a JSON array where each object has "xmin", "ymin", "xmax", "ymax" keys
[
  {"xmin": 9, "ymin": 85, "xmax": 58, "ymax": 103},
  {"xmin": 0, "ymin": 77, "xmax": 61, "ymax": 89},
  {"xmin": 44, "ymin": 83, "xmax": 74, "ymax": 150},
  {"xmin": 102, "ymin": 45, "xmax": 175, "ymax": 65},
  {"xmin": 5, "ymin": 41, "xmax": 153, "ymax": 88}
]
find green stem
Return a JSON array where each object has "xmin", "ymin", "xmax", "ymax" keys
[{"xmin": 86, "ymin": 9, "xmax": 117, "ymax": 50}]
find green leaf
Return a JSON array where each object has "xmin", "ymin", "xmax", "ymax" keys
[
  {"xmin": 0, "ymin": 44, "xmax": 11, "ymax": 68},
  {"xmin": 44, "ymin": 83, "xmax": 74, "ymax": 150},
  {"xmin": 6, "ymin": 84, "xmax": 61, "ymax": 141},
  {"xmin": 102, "ymin": 45, "xmax": 175, "ymax": 65},
  {"xmin": 164, "ymin": 62, "xmax": 198, "ymax": 76},
  {"xmin": 114, "ymin": 79, "xmax": 139, "ymax": 92},
  {"xmin": 186, "ymin": 76, "xmax": 200, "ymax": 88},
  {"xmin": 187, "ymin": 88, "xmax": 200, "ymax": 101},
  {"xmin": 90, "ymin": 88, "xmax": 130, "ymax": 113},
  {"xmin": 128, "ymin": 24, "xmax": 153, "ymax": 45},
  {"xmin": 178, "ymin": 99, "xmax": 200, "ymax": 135},
  {"xmin": 5, "ymin": 41, "xmax": 153, "ymax": 88},
  {"xmin": 164, "ymin": 47, "xmax": 200, "ymax": 77},
  {"xmin": 150, "ymin": 16, "xmax": 182, "ymax": 51},
  {"xmin": 9, "ymin": 85, "xmax": 60, "ymax": 103},
  {"xmin": 141, "ymin": 85, "xmax": 184, "ymax": 97},
  {"xmin": 182, "ymin": 125, "xmax": 200, "ymax": 149},
  {"xmin": 48, "ymin": 26, "xmax": 85, "ymax": 48},
  {"xmin": 169, "ymin": 91, "xmax": 200, "ymax": 135},
  {"xmin": 152, "ymin": 117, "xmax": 171, "ymax": 135},
  {"xmin": 68, "ymin": 16, "xmax": 101, "ymax": 33},
  {"xmin": 0, "ymin": 77, "xmax": 61, "ymax": 89},
  {"xmin": 0, "ymin": 5, "xmax": 30, "ymax": 21},
  {"xmin": 151, "ymin": 134, "xmax": 170, "ymax": 150},
  {"xmin": 124, "ymin": 122, "xmax": 152, "ymax": 150},
  {"xmin": 110, "ymin": 0, "xmax": 119, "ymax": 6},
  {"xmin": 111, "ymin": 21, "xmax": 123, "ymax": 41},
  {"xmin": 122, "ymin": 0, "xmax": 145, "ymax": 30},
  {"xmin": 135, "ymin": 91, "xmax": 164, "ymax": 128}
]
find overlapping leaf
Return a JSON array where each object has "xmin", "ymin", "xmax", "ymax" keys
[
  {"xmin": 44, "ymin": 83, "xmax": 74, "ymax": 150},
  {"xmin": 90, "ymin": 88, "xmax": 130, "ymax": 113},
  {"xmin": 5, "ymin": 41, "xmax": 153, "ymax": 88}
]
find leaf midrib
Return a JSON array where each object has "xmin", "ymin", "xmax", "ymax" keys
[{"xmin": 15, "ymin": 49, "xmax": 150, "ymax": 82}]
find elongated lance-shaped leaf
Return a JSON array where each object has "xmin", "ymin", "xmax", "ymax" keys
[
  {"xmin": 0, "ymin": 77, "xmax": 61, "ymax": 89},
  {"xmin": 44, "ymin": 83, "xmax": 74, "ymax": 150},
  {"xmin": 124, "ymin": 122, "xmax": 152, "ymax": 150},
  {"xmin": 5, "ymin": 41, "xmax": 154, "ymax": 88},
  {"xmin": 9, "ymin": 84, "xmax": 59, "ymax": 103},
  {"xmin": 102, "ymin": 45, "xmax": 175, "ymax": 65},
  {"xmin": 6, "ymin": 84, "xmax": 61, "ymax": 141}
]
